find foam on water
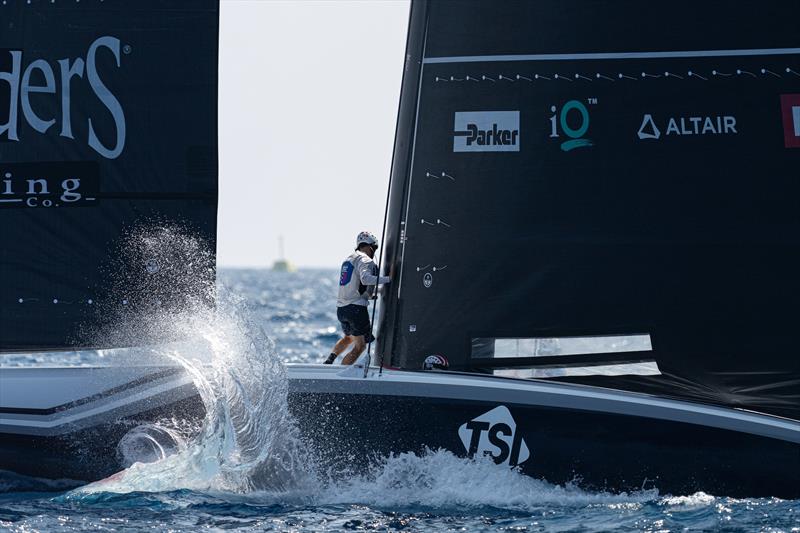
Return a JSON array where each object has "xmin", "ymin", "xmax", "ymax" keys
[{"xmin": 315, "ymin": 449, "xmax": 659, "ymax": 511}]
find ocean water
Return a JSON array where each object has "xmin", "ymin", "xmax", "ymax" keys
[{"xmin": 1, "ymin": 268, "xmax": 798, "ymax": 532}]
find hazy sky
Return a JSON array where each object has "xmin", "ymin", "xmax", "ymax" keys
[{"xmin": 218, "ymin": 0, "xmax": 409, "ymax": 268}]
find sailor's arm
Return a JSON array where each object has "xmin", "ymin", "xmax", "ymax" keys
[{"xmin": 357, "ymin": 258, "xmax": 390, "ymax": 285}]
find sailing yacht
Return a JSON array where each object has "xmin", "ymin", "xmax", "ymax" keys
[{"xmin": 1, "ymin": 0, "xmax": 799, "ymax": 497}]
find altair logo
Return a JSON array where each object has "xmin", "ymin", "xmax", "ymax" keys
[
  {"xmin": 0, "ymin": 36, "xmax": 126, "ymax": 159},
  {"xmin": 780, "ymin": 94, "xmax": 800, "ymax": 148},
  {"xmin": 637, "ymin": 113, "xmax": 737, "ymax": 140},
  {"xmin": 453, "ymin": 111, "xmax": 519, "ymax": 152},
  {"xmin": 458, "ymin": 405, "xmax": 530, "ymax": 467}
]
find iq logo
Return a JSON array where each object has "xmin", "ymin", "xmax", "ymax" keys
[
  {"xmin": 549, "ymin": 99, "xmax": 595, "ymax": 151},
  {"xmin": 780, "ymin": 94, "xmax": 800, "ymax": 148},
  {"xmin": 458, "ymin": 405, "xmax": 530, "ymax": 467}
]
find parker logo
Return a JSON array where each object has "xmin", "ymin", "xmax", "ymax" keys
[
  {"xmin": 780, "ymin": 94, "xmax": 800, "ymax": 148},
  {"xmin": 1, "ymin": 36, "xmax": 126, "ymax": 159},
  {"xmin": 458, "ymin": 405, "xmax": 530, "ymax": 467},
  {"xmin": 453, "ymin": 111, "xmax": 519, "ymax": 152},
  {"xmin": 637, "ymin": 113, "xmax": 737, "ymax": 140}
]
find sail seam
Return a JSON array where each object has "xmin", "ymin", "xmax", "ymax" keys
[{"xmin": 423, "ymin": 48, "xmax": 800, "ymax": 64}]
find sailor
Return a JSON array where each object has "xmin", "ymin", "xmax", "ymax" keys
[{"xmin": 324, "ymin": 231, "xmax": 391, "ymax": 365}]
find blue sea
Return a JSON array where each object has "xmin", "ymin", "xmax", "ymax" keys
[{"xmin": 1, "ymin": 268, "xmax": 797, "ymax": 532}]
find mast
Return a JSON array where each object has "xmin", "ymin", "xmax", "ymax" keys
[
  {"xmin": 375, "ymin": 0, "xmax": 429, "ymax": 362},
  {"xmin": 377, "ymin": 0, "xmax": 800, "ymax": 420}
]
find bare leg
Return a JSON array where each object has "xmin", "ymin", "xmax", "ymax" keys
[
  {"xmin": 341, "ymin": 335, "xmax": 366, "ymax": 365},
  {"xmin": 324, "ymin": 335, "xmax": 353, "ymax": 364},
  {"xmin": 332, "ymin": 335, "xmax": 353, "ymax": 355}
]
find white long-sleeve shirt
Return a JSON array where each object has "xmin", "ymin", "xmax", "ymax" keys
[{"xmin": 337, "ymin": 251, "xmax": 390, "ymax": 307}]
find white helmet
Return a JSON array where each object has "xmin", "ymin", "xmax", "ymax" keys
[{"xmin": 356, "ymin": 231, "xmax": 379, "ymax": 249}]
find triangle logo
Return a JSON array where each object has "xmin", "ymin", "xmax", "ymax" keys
[
  {"xmin": 637, "ymin": 114, "xmax": 661, "ymax": 140},
  {"xmin": 458, "ymin": 405, "xmax": 530, "ymax": 467}
]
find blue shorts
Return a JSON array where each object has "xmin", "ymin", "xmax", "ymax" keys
[{"xmin": 337, "ymin": 304, "xmax": 374, "ymax": 343}]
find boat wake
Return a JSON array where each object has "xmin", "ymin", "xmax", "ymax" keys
[{"xmin": 314, "ymin": 448, "xmax": 660, "ymax": 510}]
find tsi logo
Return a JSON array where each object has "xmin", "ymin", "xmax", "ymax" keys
[
  {"xmin": 453, "ymin": 111, "xmax": 519, "ymax": 152},
  {"xmin": 458, "ymin": 405, "xmax": 530, "ymax": 467},
  {"xmin": 780, "ymin": 94, "xmax": 800, "ymax": 148},
  {"xmin": 549, "ymin": 99, "xmax": 594, "ymax": 151}
]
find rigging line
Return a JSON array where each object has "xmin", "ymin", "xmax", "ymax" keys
[{"xmin": 368, "ymin": 134, "xmax": 394, "ymax": 379}]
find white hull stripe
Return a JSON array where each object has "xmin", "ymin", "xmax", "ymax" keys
[
  {"xmin": 1, "ymin": 365, "xmax": 798, "ymax": 444},
  {"xmin": 423, "ymin": 47, "xmax": 800, "ymax": 65},
  {"xmin": 0, "ymin": 376, "xmax": 194, "ymax": 434},
  {"xmin": 288, "ymin": 366, "xmax": 800, "ymax": 443},
  {"xmin": 0, "ymin": 367, "xmax": 183, "ymax": 415}
]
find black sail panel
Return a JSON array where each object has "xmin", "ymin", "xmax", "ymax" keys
[
  {"xmin": 0, "ymin": 1, "xmax": 218, "ymax": 350},
  {"xmin": 377, "ymin": 0, "xmax": 800, "ymax": 419}
]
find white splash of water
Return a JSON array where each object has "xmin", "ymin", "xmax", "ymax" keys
[
  {"xmin": 660, "ymin": 492, "xmax": 716, "ymax": 507},
  {"xmin": 80, "ymin": 294, "xmax": 316, "ymax": 494},
  {"xmin": 314, "ymin": 449, "xmax": 659, "ymax": 510},
  {"xmin": 77, "ymin": 226, "xmax": 315, "ymax": 495}
]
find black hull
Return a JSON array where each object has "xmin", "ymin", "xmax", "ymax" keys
[
  {"xmin": 294, "ymin": 392, "xmax": 798, "ymax": 498},
  {"xmin": 1, "ymin": 365, "xmax": 798, "ymax": 497}
]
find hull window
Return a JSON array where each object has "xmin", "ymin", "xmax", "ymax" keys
[
  {"xmin": 473, "ymin": 334, "xmax": 652, "ymax": 359},
  {"xmin": 495, "ymin": 361, "xmax": 661, "ymax": 378}
]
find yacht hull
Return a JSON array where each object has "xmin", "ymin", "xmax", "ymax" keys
[{"xmin": 1, "ymin": 365, "xmax": 798, "ymax": 497}]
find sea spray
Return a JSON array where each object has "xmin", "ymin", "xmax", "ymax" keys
[
  {"xmin": 78, "ymin": 225, "xmax": 315, "ymax": 494},
  {"xmin": 316, "ymin": 449, "xmax": 658, "ymax": 511}
]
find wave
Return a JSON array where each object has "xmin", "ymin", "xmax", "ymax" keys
[
  {"xmin": 0, "ymin": 470, "xmax": 83, "ymax": 494},
  {"xmin": 315, "ymin": 448, "xmax": 659, "ymax": 511}
]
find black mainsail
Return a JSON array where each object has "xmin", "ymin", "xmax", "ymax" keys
[
  {"xmin": 0, "ymin": 0, "xmax": 219, "ymax": 351},
  {"xmin": 377, "ymin": 0, "xmax": 800, "ymax": 420}
]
